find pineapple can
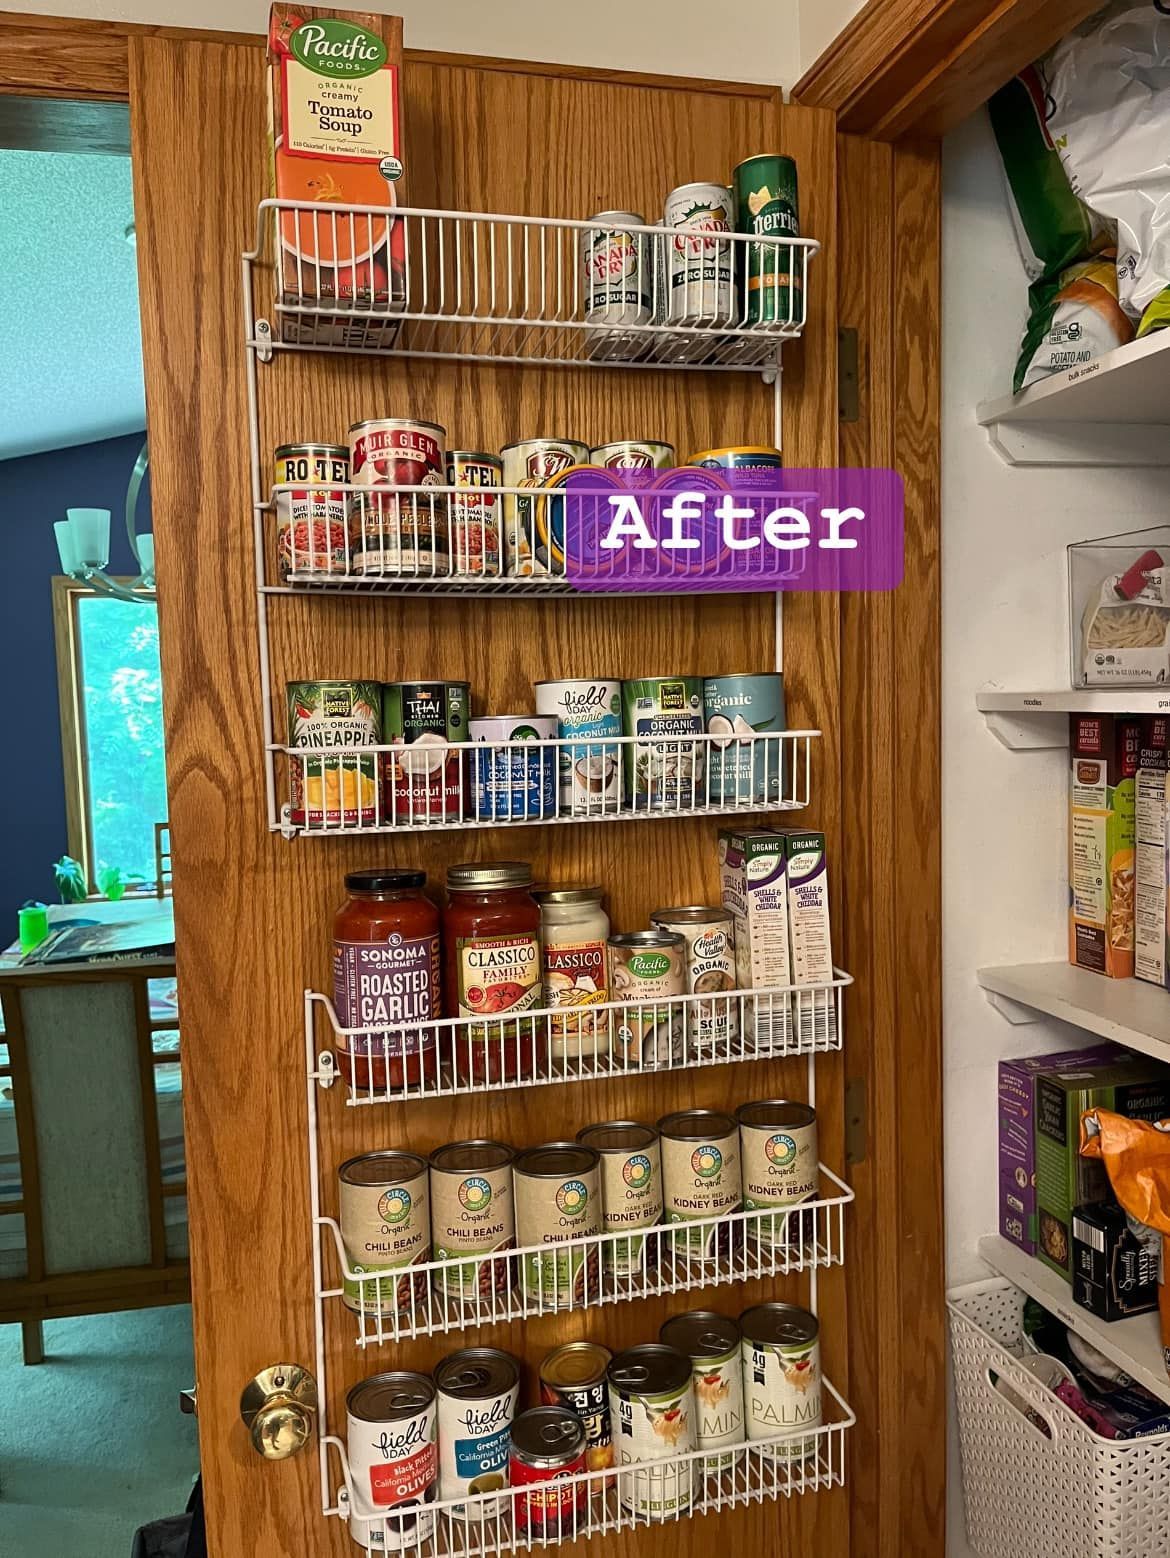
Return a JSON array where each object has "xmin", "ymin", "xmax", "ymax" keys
[
  {"xmin": 733, "ymin": 154, "xmax": 801, "ymax": 328},
  {"xmin": 286, "ymin": 680, "xmax": 381, "ymax": 829}
]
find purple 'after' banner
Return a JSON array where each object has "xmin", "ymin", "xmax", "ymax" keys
[{"xmin": 560, "ymin": 467, "xmax": 904, "ymax": 592}]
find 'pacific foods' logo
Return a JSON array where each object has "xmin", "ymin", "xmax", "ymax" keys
[
  {"xmin": 291, "ymin": 20, "xmax": 388, "ymax": 78},
  {"xmin": 691, "ymin": 1145, "xmax": 723, "ymax": 1179},
  {"xmin": 459, "ymin": 1176, "xmax": 492, "ymax": 1213}
]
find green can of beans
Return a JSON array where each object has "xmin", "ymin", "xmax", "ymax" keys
[{"xmin": 733, "ymin": 154, "xmax": 801, "ymax": 328}]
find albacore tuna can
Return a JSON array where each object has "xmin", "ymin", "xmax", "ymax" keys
[
  {"xmin": 607, "ymin": 930, "xmax": 687, "ymax": 1069},
  {"xmin": 434, "ymin": 1347, "xmax": 521, "ymax": 1517},
  {"xmin": 703, "ymin": 673, "xmax": 787, "ymax": 804},
  {"xmin": 382, "ymin": 681, "xmax": 470, "ymax": 823},
  {"xmin": 446, "ymin": 451, "xmax": 502, "ymax": 577},
  {"xmin": 736, "ymin": 1100, "xmax": 818, "ymax": 1249},
  {"xmin": 662, "ymin": 183, "xmax": 735, "ymax": 331},
  {"xmin": 287, "ymin": 680, "xmax": 381, "ymax": 829},
  {"xmin": 513, "ymin": 1142, "xmax": 602, "ymax": 1304},
  {"xmin": 607, "ymin": 1344, "xmax": 697, "ymax": 1519},
  {"xmin": 500, "ymin": 438, "xmax": 589, "ymax": 576},
  {"xmin": 576, "ymin": 1121, "xmax": 663, "ymax": 1279},
  {"xmin": 346, "ymin": 1372, "xmax": 439, "ymax": 1551},
  {"xmin": 539, "ymin": 1340, "xmax": 614, "ymax": 1476},
  {"xmin": 590, "ymin": 440, "xmax": 675, "ymax": 472},
  {"xmin": 348, "ymin": 418, "xmax": 448, "ymax": 576},
  {"xmin": 740, "ymin": 1303, "xmax": 821, "ymax": 1461},
  {"xmin": 274, "ymin": 443, "xmax": 350, "ymax": 579},
  {"xmin": 339, "ymin": 1151, "xmax": 431, "ymax": 1317},
  {"xmin": 659, "ymin": 1311, "xmax": 745, "ymax": 1471},
  {"xmin": 658, "ymin": 1109, "xmax": 742, "ymax": 1266},
  {"xmin": 687, "ymin": 444, "xmax": 783, "ymax": 471},
  {"xmin": 733, "ymin": 154, "xmax": 801, "ymax": 328},
  {"xmin": 621, "ymin": 677, "xmax": 705, "ymax": 809},
  {"xmin": 428, "ymin": 1140, "xmax": 515, "ymax": 1309},
  {"xmin": 535, "ymin": 679, "xmax": 622, "ymax": 815},
  {"xmin": 469, "ymin": 714, "xmax": 558, "ymax": 821},
  {"xmin": 649, "ymin": 905, "xmax": 738, "ymax": 1056}
]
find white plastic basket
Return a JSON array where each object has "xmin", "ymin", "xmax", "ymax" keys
[{"xmin": 948, "ymin": 1278, "xmax": 1170, "ymax": 1558}]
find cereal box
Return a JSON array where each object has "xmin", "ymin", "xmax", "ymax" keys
[
  {"xmin": 1068, "ymin": 713, "xmax": 1140, "ymax": 978},
  {"xmin": 1135, "ymin": 714, "xmax": 1170, "ymax": 987}
]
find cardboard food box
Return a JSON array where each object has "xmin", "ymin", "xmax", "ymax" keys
[
  {"xmin": 1072, "ymin": 1200, "xmax": 1161, "ymax": 1321},
  {"xmin": 1068, "ymin": 713, "xmax": 1140, "ymax": 978},
  {"xmin": 718, "ymin": 829, "xmax": 792, "ymax": 1050},
  {"xmin": 1135, "ymin": 714, "xmax": 1170, "ymax": 987}
]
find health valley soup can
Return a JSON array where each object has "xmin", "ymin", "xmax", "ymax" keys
[
  {"xmin": 606, "ymin": 1344, "xmax": 697, "ymax": 1520},
  {"xmin": 338, "ymin": 1152, "xmax": 431, "ymax": 1319},
  {"xmin": 659, "ymin": 1311, "xmax": 744, "ymax": 1471},
  {"xmin": 576, "ymin": 1121, "xmax": 663, "ymax": 1279},
  {"xmin": 740, "ymin": 1303, "xmax": 821, "ymax": 1462},
  {"xmin": 736, "ymin": 1099, "xmax": 818, "ymax": 1250},
  {"xmin": 733, "ymin": 154, "xmax": 801, "ymax": 328},
  {"xmin": 434, "ymin": 1347, "xmax": 521, "ymax": 1517},
  {"xmin": 346, "ymin": 1372, "xmax": 439, "ymax": 1552},
  {"xmin": 658, "ymin": 1109, "xmax": 742, "ymax": 1265},
  {"xmin": 648, "ymin": 905, "xmax": 737, "ymax": 1056},
  {"xmin": 513, "ymin": 1142, "xmax": 602, "ymax": 1305},
  {"xmin": 428, "ymin": 1140, "xmax": 515, "ymax": 1310}
]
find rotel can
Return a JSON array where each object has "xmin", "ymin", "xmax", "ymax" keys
[
  {"xmin": 339, "ymin": 1151, "xmax": 430, "ymax": 1318},
  {"xmin": 510, "ymin": 1406, "xmax": 589, "ymax": 1537},
  {"xmin": 590, "ymin": 440, "xmax": 675, "ymax": 472},
  {"xmin": 348, "ymin": 417, "xmax": 448, "ymax": 576},
  {"xmin": 576, "ymin": 1120, "xmax": 662, "ymax": 1279},
  {"xmin": 733, "ymin": 154, "xmax": 801, "ymax": 328},
  {"xmin": 434, "ymin": 1347, "xmax": 521, "ymax": 1517},
  {"xmin": 382, "ymin": 680, "xmax": 470, "ymax": 823},
  {"xmin": 500, "ymin": 437, "xmax": 589, "ymax": 576},
  {"xmin": 273, "ymin": 443, "xmax": 350, "ymax": 579},
  {"xmin": 428, "ymin": 1140, "xmax": 516, "ymax": 1310},
  {"xmin": 446, "ymin": 451, "xmax": 502, "ymax": 577},
  {"xmin": 662, "ymin": 182, "xmax": 735, "ymax": 335},
  {"xmin": 346, "ymin": 1372, "xmax": 438, "ymax": 1551},
  {"xmin": 539, "ymin": 1341, "xmax": 614, "ymax": 1475},
  {"xmin": 740, "ymin": 1302, "xmax": 821, "ymax": 1461},
  {"xmin": 607, "ymin": 1344, "xmax": 696, "ymax": 1520},
  {"xmin": 658, "ymin": 1108, "xmax": 742, "ymax": 1266},
  {"xmin": 659, "ymin": 1310, "xmax": 745, "ymax": 1471},
  {"xmin": 736, "ymin": 1099, "xmax": 819, "ymax": 1249}
]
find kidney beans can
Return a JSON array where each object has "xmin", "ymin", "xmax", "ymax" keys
[
  {"xmin": 607, "ymin": 931, "xmax": 687, "ymax": 1069},
  {"xmin": 339, "ymin": 1151, "xmax": 430, "ymax": 1317},
  {"xmin": 590, "ymin": 440, "xmax": 675, "ymax": 472},
  {"xmin": 539, "ymin": 1341, "xmax": 614, "ymax": 1475},
  {"xmin": 703, "ymin": 672, "xmax": 787, "ymax": 804},
  {"xmin": 649, "ymin": 905, "xmax": 738, "ymax": 1056},
  {"xmin": 469, "ymin": 714, "xmax": 558, "ymax": 821},
  {"xmin": 510, "ymin": 1406, "xmax": 589, "ymax": 1536},
  {"xmin": 274, "ymin": 443, "xmax": 349, "ymax": 579},
  {"xmin": 513, "ymin": 1142, "xmax": 602, "ymax": 1305},
  {"xmin": 434, "ymin": 1348, "xmax": 521, "ymax": 1517},
  {"xmin": 347, "ymin": 1372, "xmax": 439, "ymax": 1551},
  {"xmin": 382, "ymin": 681, "xmax": 470, "ymax": 823},
  {"xmin": 534, "ymin": 678, "xmax": 623, "ymax": 815},
  {"xmin": 348, "ymin": 418, "xmax": 448, "ymax": 576},
  {"xmin": 621, "ymin": 677, "xmax": 706, "ymax": 809},
  {"xmin": 736, "ymin": 1100, "xmax": 818, "ymax": 1250},
  {"xmin": 607, "ymin": 1344, "xmax": 696, "ymax": 1519},
  {"xmin": 500, "ymin": 438, "xmax": 588, "ymax": 576},
  {"xmin": 576, "ymin": 1121, "xmax": 662, "ymax": 1279},
  {"xmin": 446, "ymin": 452, "xmax": 502, "ymax": 577},
  {"xmin": 659, "ymin": 1109, "xmax": 743, "ymax": 1265},
  {"xmin": 428, "ymin": 1140, "xmax": 515, "ymax": 1309},
  {"xmin": 286, "ymin": 680, "xmax": 381, "ymax": 829},
  {"xmin": 659, "ymin": 1311, "xmax": 744, "ymax": 1470},
  {"xmin": 740, "ymin": 1303, "xmax": 821, "ymax": 1461}
]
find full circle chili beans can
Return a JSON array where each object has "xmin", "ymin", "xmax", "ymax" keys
[
  {"xmin": 434, "ymin": 1347, "xmax": 521, "ymax": 1518},
  {"xmin": 607, "ymin": 930, "xmax": 686, "ymax": 1069},
  {"xmin": 510, "ymin": 1406, "xmax": 589, "ymax": 1537},
  {"xmin": 740, "ymin": 1303, "xmax": 821, "ymax": 1462},
  {"xmin": 539, "ymin": 1341, "xmax": 614, "ymax": 1477},
  {"xmin": 649, "ymin": 905, "xmax": 738, "ymax": 1057},
  {"xmin": 658, "ymin": 1109, "xmax": 742, "ymax": 1266},
  {"xmin": 428, "ymin": 1140, "xmax": 516, "ymax": 1310},
  {"xmin": 286, "ymin": 680, "xmax": 381, "ymax": 829},
  {"xmin": 382, "ymin": 681, "xmax": 470, "ymax": 823},
  {"xmin": 606, "ymin": 1344, "xmax": 696, "ymax": 1520},
  {"xmin": 339, "ymin": 1151, "xmax": 431, "ymax": 1318},
  {"xmin": 446, "ymin": 451, "xmax": 502, "ymax": 577},
  {"xmin": 659, "ymin": 1311, "xmax": 744, "ymax": 1471},
  {"xmin": 273, "ymin": 443, "xmax": 350, "ymax": 580},
  {"xmin": 346, "ymin": 1371, "xmax": 438, "ymax": 1551},
  {"xmin": 513, "ymin": 1142, "xmax": 602, "ymax": 1306},
  {"xmin": 736, "ymin": 1100, "xmax": 818, "ymax": 1250},
  {"xmin": 348, "ymin": 418, "xmax": 448, "ymax": 577},
  {"xmin": 576, "ymin": 1121, "xmax": 662, "ymax": 1279}
]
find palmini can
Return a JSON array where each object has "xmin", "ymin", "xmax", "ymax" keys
[
  {"xmin": 382, "ymin": 681, "xmax": 470, "ymax": 823},
  {"xmin": 286, "ymin": 680, "xmax": 381, "ymax": 829},
  {"xmin": 606, "ymin": 930, "xmax": 687, "ymax": 1069},
  {"xmin": 662, "ymin": 182, "xmax": 735, "ymax": 329},
  {"xmin": 658, "ymin": 1109, "xmax": 742, "ymax": 1265},
  {"xmin": 590, "ymin": 440, "xmax": 675, "ymax": 473},
  {"xmin": 434, "ymin": 1347, "xmax": 521, "ymax": 1515},
  {"xmin": 513, "ymin": 1142, "xmax": 602, "ymax": 1305},
  {"xmin": 510, "ymin": 1406, "xmax": 589, "ymax": 1537},
  {"xmin": 649, "ymin": 905, "xmax": 738, "ymax": 1056},
  {"xmin": 534, "ymin": 679, "xmax": 622, "ymax": 816},
  {"xmin": 732, "ymin": 154, "xmax": 801, "ymax": 328},
  {"xmin": 740, "ymin": 1302, "xmax": 821, "ymax": 1461},
  {"xmin": 339, "ymin": 1151, "xmax": 431, "ymax": 1317},
  {"xmin": 500, "ymin": 438, "xmax": 589, "ymax": 576},
  {"xmin": 607, "ymin": 1344, "xmax": 696, "ymax": 1520},
  {"xmin": 346, "ymin": 1371, "xmax": 438, "ymax": 1551},
  {"xmin": 469, "ymin": 714, "xmax": 558, "ymax": 822},
  {"xmin": 621, "ymin": 677, "xmax": 706, "ymax": 810},
  {"xmin": 446, "ymin": 451, "xmax": 503, "ymax": 577},
  {"xmin": 273, "ymin": 443, "xmax": 349, "ymax": 579},
  {"xmin": 576, "ymin": 1121, "xmax": 662, "ymax": 1279},
  {"xmin": 582, "ymin": 211, "xmax": 653, "ymax": 327},
  {"xmin": 659, "ymin": 1311, "xmax": 745, "ymax": 1470},
  {"xmin": 428, "ymin": 1140, "xmax": 516, "ymax": 1309},
  {"xmin": 703, "ymin": 672, "xmax": 787, "ymax": 804},
  {"xmin": 348, "ymin": 418, "xmax": 448, "ymax": 576},
  {"xmin": 736, "ymin": 1100, "xmax": 819, "ymax": 1249},
  {"xmin": 539, "ymin": 1341, "xmax": 614, "ymax": 1475}
]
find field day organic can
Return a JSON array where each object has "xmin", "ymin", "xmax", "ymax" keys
[
  {"xmin": 434, "ymin": 1348, "xmax": 521, "ymax": 1517},
  {"xmin": 649, "ymin": 905, "xmax": 737, "ymax": 1056},
  {"xmin": 339, "ymin": 1152, "xmax": 431, "ymax": 1318},
  {"xmin": 513, "ymin": 1142, "xmax": 602, "ymax": 1305},
  {"xmin": 446, "ymin": 452, "xmax": 502, "ymax": 577},
  {"xmin": 621, "ymin": 677, "xmax": 706, "ymax": 809},
  {"xmin": 659, "ymin": 1109, "xmax": 742, "ymax": 1265},
  {"xmin": 539, "ymin": 1341, "xmax": 615, "ymax": 1476},
  {"xmin": 662, "ymin": 183, "xmax": 735, "ymax": 329},
  {"xmin": 740, "ymin": 1303, "xmax": 821, "ymax": 1461},
  {"xmin": 501, "ymin": 438, "xmax": 589, "ymax": 576},
  {"xmin": 382, "ymin": 681, "xmax": 470, "ymax": 823},
  {"xmin": 733, "ymin": 154, "xmax": 801, "ymax": 328},
  {"xmin": 346, "ymin": 1372, "xmax": 438, "ymax": 1551},
  {"xmin": 273, "ymin": 443, "xmax": 349, "ymax": 579},
  {"xmin": 469, "ymin": 714, "xmax": 558, "ymax": 821},
  {"xmin": 659, "ymin": 1311, "xmax": 744, "ymax": 1471},
  {"xmin": 286, "ymin": 680, "xmax": 381, "ymax": 829},
  {"xmin": 703, "ymin": 672, "xmax": 787, "ymax": 804},
  {"xmin": 535, "ymin": 679, "xmax": 623, "ymax": 815},
  {"xmin": 607, "ymin": 930, "xmax": 686, "ymax": 1068},
  {"xmin": 736, "ymin": 1100, "xmax": 818, "ymax": 1250},
  {"xmin": 428, "ymin": 1140, "xmax": 515, "ymax": 1310},
  {"xmin": 607, "ymin": 1344, "xmax": 696, "ymax": 1520},
  {"xmin": 576, "ymin": 1121, "xmax": 663, "ymax": 1279}
]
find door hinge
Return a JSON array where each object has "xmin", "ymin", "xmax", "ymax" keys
[
  {"xmin": 838, "ymin": 327, "xmax": 859, "ymax": 423},
  {"xmin": 845, "ymin": 1074, "xmax": 867, "ymax": 1166}
]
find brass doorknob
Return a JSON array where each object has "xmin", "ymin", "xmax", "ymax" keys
[{"xmin": 239, "ymin": 1364, "xmax": 318, "ymax": 1460}]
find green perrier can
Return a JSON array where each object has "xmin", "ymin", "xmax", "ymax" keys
[{"xmin": 733, "ymin": 154, "xmax": 801, "ymax": 328}]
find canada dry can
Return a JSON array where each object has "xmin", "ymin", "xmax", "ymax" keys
[
  {"xmin": 621, "ymin": 677, "xmax": 706, "ymax": 809},
  {"xmin": 469, "ymin": 714, "xmax": 558, "ymax": 821},
  {"xmin": 733, "ymin": 154, "xmax": 801, "ymax": 328},
  {"xmin": 534, "ymin": 678, "xmax": 623, "ymax": 815},
  {"xmin": 500, "ymin": 438, "xmax": 589, "ymax": 576},
  {"xmin": 286, "ymin": 680, "xmax": 381, "ymax": 829},
  {"xmin": 274, "ymin": 442, "xmax": 349, "ymax": 579},
  {"xmin": 662, "ymin": 183, "xmax": 735, "ymax": 328},
  {"xmin": 703, "ymin": 673, "xmax": 787, "ymax": 804},
  {"xmin": 736, "ymin": 1100, "xmax": 818, "ymax": 1250},
  {"xmin": 590, "ymin": 440, "xmax": 675, "ymax": 472},
  {"xmin": 539, "ymin": 1340, "xmax": 615, "ymax": 1475},
  {"xmin": 382, "ymin": 681, "xmax": 470, "ymax": 823},
  {"xmin": 659, "ymin": 1311, "xmax": 745, "ymax": 1470},
  {"xmin": 434, "ymin": 1348, "xmax": 521, "ymax": 1516},
  {"xmin": 581, "ymin": 211, "xmax": 653, "ymax": 326},
  {"xmin": 513, "ymin": 1142, "xmax": 602, "ymax": 1304},
  {"xmin": 607, "ymin": 930, "xmax": 687, "ymax": 1069},
  {"xmin": 346, "ymin": 1371, "xmax": 438, "ymax": 1551},
  {"xmin": 339, "ymin": 1151, "xmax": 431, "ymax": 1317},
  {"xmin": 510, "ymin": 1406, "xmax": 589, "ymax": 1536},
  {"xmin": 649, "ymin": 905, "xmax": 738, "ymax": 1056},
  {"xmin": 607, "ymin": 1344, "xmax": 697, "ymax": 1519},
  {"xmin": 348, "ymin": 418, "xmax": 449, "ymax": 576},
  {"xmin": 740, "ymin": 1303, "xmax": 821, "ymax": 1461},
  {"xmin": 576, "ymin": 1121, "xmax": 663, "ymax": 1278},
  {"xmin": 446, "ymin": 451, "xmax": 503, "ymax": 577},
  {"xmin": 428, "ymin": 1140, "xmax": 515, "ymax": 1309},
  {"xmin": 659, "ymin": 1109, "xmax": 743, "ymax": 1264}
]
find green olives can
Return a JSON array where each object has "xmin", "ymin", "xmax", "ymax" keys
[{"xmin": 733, "ymin": 154, "xmax": 801, "ymax": 328}]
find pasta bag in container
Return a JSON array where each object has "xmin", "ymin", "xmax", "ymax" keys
[{"xmin": 1070, "ymin": 531, "xmax": 1170, "ymax": 687}]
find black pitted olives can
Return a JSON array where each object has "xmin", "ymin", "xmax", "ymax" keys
[{"xmin": 733, "ymin": 154, "xmax": 801, "ymax": 328}]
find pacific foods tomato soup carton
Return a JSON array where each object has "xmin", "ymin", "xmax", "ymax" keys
[{"xmin": 267, "ymin": 5, "xmax": 405, "ymax": 344}]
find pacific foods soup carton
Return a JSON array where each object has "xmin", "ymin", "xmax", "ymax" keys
[
  {"xmin": 718, "ymin": 829, "xmax": 791, "ymax": 1051},
  {"xmin": 267, "ymin": 5, "xmax": 405, "ymax": 344},
  {"xmin": 1135, "ymin": 714, "xmax": 1169, "ymax": 987},
  {"xmin": 1068, "ymin": 713, "xmax": 1139, "ymax": 978}
]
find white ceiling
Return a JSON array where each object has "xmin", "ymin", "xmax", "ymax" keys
[{"xmin": 0, "ymin": 149, "xmax": 145, "ymax": 462}]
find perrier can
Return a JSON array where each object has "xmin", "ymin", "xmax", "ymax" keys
[{"xmin": 733, "ymin": 154, "xmax": 801, "ymax": 329}]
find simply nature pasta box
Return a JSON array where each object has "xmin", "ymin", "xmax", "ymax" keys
[
  {"xmin": 1068, "ymin": 713, "xmax": 1139, "ymax": 978},
  {"xmin": 718, "ymin": 829, "xmax": 792, "ymax": 1048},
  {"xmin": 1135, "ymin": 715, "xmax": 1170, "ymax": 987}
]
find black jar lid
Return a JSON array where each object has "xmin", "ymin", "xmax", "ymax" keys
[{"xmin": 345, "ymin": 869, "xmax": 427, "ymax": 892}]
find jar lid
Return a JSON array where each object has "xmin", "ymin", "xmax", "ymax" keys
[
  {"xmin": 345, "ymin": 869, "xmax": 426, "ymax": 892},
  {"xmin": 446, "ymin": 861, "xmax": 532, "ymax": 890},
  {"xmin": 532, "ymin": 886, "xmax": 604, "ymax": 906}
]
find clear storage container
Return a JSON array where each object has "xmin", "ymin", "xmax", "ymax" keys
[{"xmin": 1069, "ymin": 527, "xmax": 1170, "ymax": 687}]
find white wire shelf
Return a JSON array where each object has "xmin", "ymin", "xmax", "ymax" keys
[
  {"xmin": 308, "ymin": 973, "xmax": 849, "ymax": 1105},
  {"xmin": 246, "ymin": 201, "xmax": 818, "ymax": 370},
  {"xmin": 319, "ymin": 1167, "xmax": 852, "ymax": 1346},
  {"xmin": 322, "ymin": 1384, "xmax": 853, "ymax": 1555}
]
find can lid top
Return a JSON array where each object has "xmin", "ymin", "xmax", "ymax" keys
[
  {"xmin": 430, "ymin": 1139, "xmax": 515, "ymax": 1173},
  {"xmin": 498, "ymin": 438, "xmax": 590, "ymax": 454},
  {"xmin": 347, "ymin": 417, "xmax": 447, "ymax": 435},
  {"xmin": 338, "ymin": 1150, "xmax": 428, "ymax": 1187},
  {"xmin": 510, "ymin": 1406, "xmax": 586, "ymax": 1461},
  {"xmin": 447, "ymin": 450, "xmax": 502, "ymax": 465},
  {"xmin": 606, "ymin": 1343, "xmax": 692, "ymax": 1394},
  {"xmin": 585, "ymin": 210, "xmax": 646, "ymax": 224},
  {"xmin": 532, "ymin": 677, "xmax": 620, "ymax": 688},
  {"xmin": 590, "ymin": 440, "xmax": 673, "ymax": 452},
  {"xmin": 657, "ymin": 1108, "xmax": 738, "ymax": 1139},
  {"xmin": 576, "ymin": 1120, "xmax": 657, "ymax": 1153},
  {"xmin": 649, "ymin": 905, "xmax": 731, "ymax": 926},
  {"xmin": 608, "ymin": 929, "xmax": 685, "ymax": 950},
  {"xmin": 434, "ymin": 1347, "xmax": 520, "ymax": 1397},
  {"xmin": 687, "ymin": 445, "xmax": 783, "ymax": 464},
  {"xmin": 539, "ymin": 1341, "xmax": 612, "ymax": 1388},
  {"xmin": 660, "ymin": 1310, "xmax": 741, "ymax": 1359},
  {"xmin": 344, "ymin": 868, "xmax": 427, "ymax": 893},
  {"xmin": 347, "ymin": 1370, "xmax": 435, "ymax": 1421},
  {"xmin": 274, "ymin": 442, "xmax": 349, "ymax": 457},
  {"xmin": 532, "ymin": 886, "xmax": 605, "ymax": 906},
  {"xmin": 735, "ymin": 1099, "xmax": 817, "ymax": 1131},
  {"xmin": 513, "ymin": 1141, "xmax": 599, "ymax": 1178},
  {"xmin": 739, "ymin": 1301, "xmax": 819, "ymax": 1347},
  {"xmin": 446, "ymin": 861, "xmax": 533, "ymax": 890}
]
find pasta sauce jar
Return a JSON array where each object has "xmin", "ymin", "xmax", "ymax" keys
[
  {"xmin": 443, "ymin": 862, "xmax": 544, "ymax": 1084},
  {"xmin": 333, "ymin": 870, "xmax": 441, "ymax": 1092}
]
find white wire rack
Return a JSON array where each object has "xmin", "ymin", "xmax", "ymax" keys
[
  {"xmin": 246, "ymin": 201, "xmax": 818, "ymax": 370},
  {"xmin": 321, "ymin": 1387, "xmax": 853, "ymax": 1555},
  {"xmin": 308, "ymin": 973, "xmax": 849, "ymax": 1105}
]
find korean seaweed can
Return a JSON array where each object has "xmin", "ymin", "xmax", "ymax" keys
[
  {"xmin": 539, "ymin": 1340, "xmax": 614, "ymax": 1475},
  {"xmin": 733, "ymin": 154, "xmax": 801, "ymax": 328}
]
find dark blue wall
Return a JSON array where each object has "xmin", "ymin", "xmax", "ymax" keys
[{"xmin": 0, "ymin": 432, "xmax": 150, "ymax": 924}]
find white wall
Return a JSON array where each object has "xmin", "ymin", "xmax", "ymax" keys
[{"xmin": 797, "ymin": 0, "xmax": 866, "ymax": 78}]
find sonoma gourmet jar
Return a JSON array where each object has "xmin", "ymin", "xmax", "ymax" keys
[
  {"xmin": 333, "ymin": 870, "xmax": 440, "ymax": 1091},
  {"xmin": 346, "ymin": 1372, "xmax": 439, "ymax": 1552},
  {"xmin": 443, "ymin": 863, "xmax": 544, "ymax": 1084},
  {"xmin": 533, "ymin": 887, "xmax": 609, "ymax": 1065}
]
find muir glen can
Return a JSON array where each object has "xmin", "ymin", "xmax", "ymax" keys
[
  {"xmin": 446, "ymin": 451, "xmax": 502, "ymax": 577},
  {"xmin": 736, "ymin": 1100, "xmax": 818, "ymax": 1250},
  {"xmin": 513, "ymin": 1142, "xmax": 602, "ymax": 1305},
  {"xmin": 649, "ymin": 905, "xmax": 738, "ymax": 1057},
  {"xmin": 434, "ymin": 1348, "xmax": 521, "ymax": 1517},
  {"xmin": 740, "ymin": 1302, "xmax": 821, "ymax": 1461},
  {"xmin": 339, "ymin": 1152, "xmax": 431, "ymax": 1318},
  {"xmin": 429, "ymin": 1140, "xmax": 516, "ymax": 1310},
  {"xmin": 382, "ymin": 681, "xmax": 470, "ymax": 823},
  {"xmin": 659, "ymin": 1109, "xmax": 742, "ymax": 1265},
  {"xmin": 346, "ymin": 1372, "xmax": 439, "ymax": 1551},
  {"xmin": 273, "ymin": 443, "xmax": 350, "ymax": 579},
  {"xmin": 576, "ymin": 1121, "xmax": 663, "ymax": 1279},
  {"xmin": 659, "ymin": 1311, "xmax": 745, "ymax": 1471},
  {"xmin": 348, "ymin": 418, "xmax": 448, "ymax": 576},
  {"xmin": 539, "ymin": 1341, "xmax": 615, "ymax": 1476},
  {"xmin": 607, "ymin": 1344, "xmax": 697, "ymax": 1520}
]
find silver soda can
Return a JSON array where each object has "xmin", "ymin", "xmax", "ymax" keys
[
  {"xmin": 659, "ymin": 1310, "xmax": 744, "ymax": 1471},
  {"xmin": 606, "ymin": 1344, "xmax": 696, "ymax": 1519},
  {"xmin": 582, "ymin": 210, "xmax": 653, "ymax": 363},
  {"xmin": 740, "ymin": 1302, "xmax": 821, "ymax": 1461},
  {"xmin": 434, "ymin": 1347, "xmax": 521, "ymax": 1517},
  {"xmin": 736, "ymin": 1099, "xmax": 819, "ymax": 1250},
  {"xmin": 346, "ymin": 1371, "xmax": 439, "ymax": 1551},
  {"xmin": 661, "ymin": 182, "xmax": 735, "ymax": 338}
]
